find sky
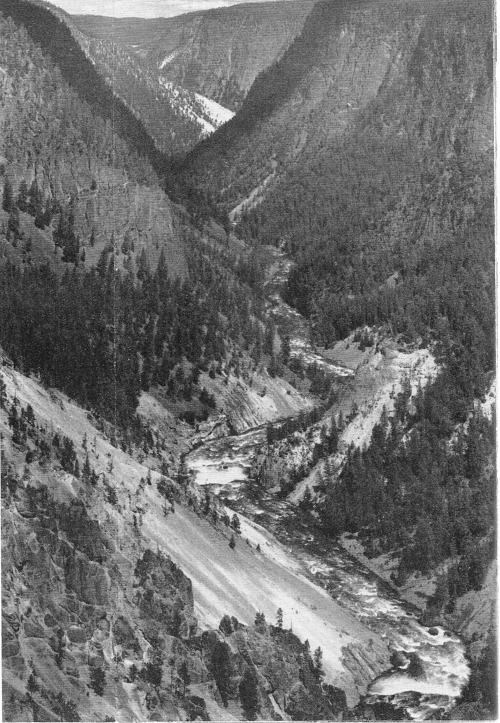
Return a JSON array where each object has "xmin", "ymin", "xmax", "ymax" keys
[{"xmin": 51, "ymin": 0, "xmax": 290, "ymax": 18}]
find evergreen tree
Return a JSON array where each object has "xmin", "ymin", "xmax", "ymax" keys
[
  {"xmin": 276, "ymin": 607, "xmax": 283, "ymax": 629},
  {"xmin": 239, "ymin": 665, "xmax": 260, "ymax": 720},
  {"xmin": 328, "ymin": 417, "xmax": 339, "ymax": 453},
  {"xmin": 0, "ymin": 377, "xmax": 6, "ymax": 409},
  {"xmin": 280, "ymin": 335, "xmax": 291, "ymax": 365},
  {"xmin": 231, "ymin": 513, "xmax": 241, "ymax": 533},
  {"xmin": 27, "ymin": 180, "xmax": 42, "ymax": 217},
  {"xmin": 219, "ymin": 615, "xmax": 233, "ymax": 636},
  {"xmin": 211, "ymin": 642, "xmax": 232, "ymax": 707},
  {"xmin": 89, "ymin": 666, "xmax": 106, "ymax": 696},
  {"xmin": 82, "ymin": 454, "xmax": 92, "ymax": 483},
  {"xmin": 7, "ymin": 206, "xmax": 20, "ymax": 239},
  {"xmin": 313, "ymin": 647, "xmax": 325, "ymax": 681},
  {"xmin": 178, "ymin": 661, "xmax": 190, "ymax": 696},
  {"xmin": 254, "ymin": 611, "xmax": 266, "ymax": 632},
  {"xmin": 2, "ymin": 178, "xmax": 13, "ymax": 212},
  {"xmin": 17, "ymin": 180, "xmax": 28, "ymax": 212}
]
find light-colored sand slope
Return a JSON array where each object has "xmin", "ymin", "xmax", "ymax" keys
[{"xmin": 1, "ymin": 366, "xmax": 389, "ymax": 705}]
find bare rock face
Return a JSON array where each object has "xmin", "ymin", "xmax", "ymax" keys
[
  {"xmin": 340, "ymin": 640, "xmax": 392, "ymax": 706},
  {"xmin": 1, "ymin": 480, "xmax": 205, "ymax": 721},
  {"xmin": 133, "ymin": 549, "xmax": 197, "ymax": 640}
]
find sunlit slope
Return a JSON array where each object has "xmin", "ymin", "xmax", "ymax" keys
[{"xmin": 1, "ymin": 364, "xmax": 390, "ymax": 706}]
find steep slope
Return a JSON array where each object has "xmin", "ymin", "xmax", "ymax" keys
[
  {"xmin": 180, "ymin": 0, "xmax": 492, "ymax": 220},
  {"xmin": 0, "ymin": 3, "xmax": 186, "ymax": 275},
  {"xmin": 174, "ymin": 4, "xmax": 495, "ymax": 715},
  {"xmin": 73, "ymin": 1, "xmax": 314, "ymax": 110},
  {"xmin": 178, "ymin": 0, "xmax": 494, "ymax": 397},
  {"xmin": 0, "ymin": 362, "xmax": 391, "ymax": 721},
  {"xmin": 70, "ymin": 18, "xmax": 235, "ymax": 155},
  {"xmin": 1, "ymin": 3, "xmax": 299, "ymax": 430}
]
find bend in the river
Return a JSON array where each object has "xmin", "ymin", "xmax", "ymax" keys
[{"xmin": 185, "ymin": 247, "xmax": 470, "ymax": 720}]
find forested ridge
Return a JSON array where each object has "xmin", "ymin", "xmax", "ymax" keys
[
  {"xmin": 0, "ymin": 9, "xmax": 278, "ymax": 434},
  {"xmin": 0, "ymin": 243, "xmax": 268, "ymax": 428},
  {"xmin": 178, "ymin": 0, "xmax": 494, "ymax": 432},
  {"xmin": 1, "ymin": 0, "xmax": 169, "ymax": 177}
]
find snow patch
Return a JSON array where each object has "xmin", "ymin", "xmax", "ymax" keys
[
  {"xmin": 159, "ymin": 50, "xmax": 179, "ymax": 69},
  {"xmin": 194, "ymin": 92, "xmax": 235, "ymax": 126}
]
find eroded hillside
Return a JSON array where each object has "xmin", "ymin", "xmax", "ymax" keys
[{"xmin": 0, "ymin": 362, "xmax": 390, "ymax": 721}]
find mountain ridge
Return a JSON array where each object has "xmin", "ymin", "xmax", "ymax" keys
[{"xmin": 72, "ymin": 0, "xmax": 314, "ymax": 110}]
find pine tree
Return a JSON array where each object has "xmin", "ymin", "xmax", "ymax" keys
[
  {"xmin": 239, "ymin": 665, "xmax": 260, "ymax": 720},
  {"xmin": 28, "ymin": 180, "xmax": 42, "ymax": 217},
  {"xmin": 89, "ymin": 666, "xmax": 106, "ymax": 696},
  {"xmin": 313, "ymin": 647, "xmax": 325, "ymax": 681},
  {"xmin": 2, "ymin": 178, "xmax": 13, "ymax": 212},
  {"xmin": 0, "ymin": 377, "xmax": 7, "ymax": 409},
  {"xmin": 26, "ymin": 671, "xmax": 38, "ymax": 693},
  {"xmin": 219, "ymin": 615, "xmax": 233, "ymax": 636},
  {"xmin": 17, "ymin": 180, "xmax": 28, "ymax": 212},
  {"xmin": 82, "ymin": 454, "xmax": 92, "ymax": 483},
  {"xmin": 231, "ymin": 513, "xmax": 241, "ymax": 533},
  {"xmin": 7, "ymin": 207, "xmax": 20, "ymax": 239},
  {"xmin": 254, "ymin": 612, "xmax": 266, "ymax": 632},
  {"xmin": 276, "ymin": 607, "xmax": 283, "ymax": 629},
  {"xmin": 280, "ymin": 335, "xmax": 291, "ymax": 365},
  {"xmin": 212, "ymin": 641, "xmax": 232, "ymax": 707},
  {"xmin": 229, "ymin": 534, "xmax": 236, "ymax": 550},
  {"xmin": 329, "ymin": 417, "xmax": 339, "ymax": 453},
  {"xmin": 299, "ymin": 487, "xmax": 313, "ymax": 512},
  {"xmin": 178, "ymin": 661, "xmax": 190, "ymax": 696}
]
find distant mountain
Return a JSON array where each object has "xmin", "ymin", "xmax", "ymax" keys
[
  {"xmin": 179, "ymin": 0, "xmax": 494, "ymax": 341},
  {"xmin": 74, "ymin": 29, "xmax": 236, "ymax": 155},
  {"xmin": 72, "ymin": 1, "xmax": 314, "ymax": 110},
  {"xmin": 20, "ymin": 0, "xmax": 235, "ymax": 156}
]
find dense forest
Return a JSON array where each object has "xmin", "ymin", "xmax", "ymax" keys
[
  {"xmin": 1, "ymin": 0, "xmax": 168, "ymax": 178},
  {"xmin": 0, "ymin": 8, "xmax": 276, "ymax": 432},
  {"xmin": 320, "ymin": 380, "xmax": 495, "ymax": 582},
  {"xmin": 0, "ymin": 237, "xmax": 270, "ymax": 427}
]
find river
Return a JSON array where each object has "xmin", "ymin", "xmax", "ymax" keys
[{"xmin": 185, "ymin": 249, "xmax": 470, "ymax": 719}]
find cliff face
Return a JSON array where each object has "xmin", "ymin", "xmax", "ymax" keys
[
  {"xmin": 0, "ymin": 8, "xmax": 185, "ymax": 275},
  {"xmin": 73, "ymin": 1, "xmax": 314, "ymax": 110}
]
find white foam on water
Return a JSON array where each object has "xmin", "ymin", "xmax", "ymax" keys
[{"xmin": 370, "ymin": 669, "xmax": 468, "ymax": 698}]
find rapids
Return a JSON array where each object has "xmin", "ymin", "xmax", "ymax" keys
[
  {"xmin": 185, "ymin": 247, "xmax": 470, "ymax": 719},
  {"xmin": 185, "ymin": 420, "xmax": 470, "ymax": 719}
]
